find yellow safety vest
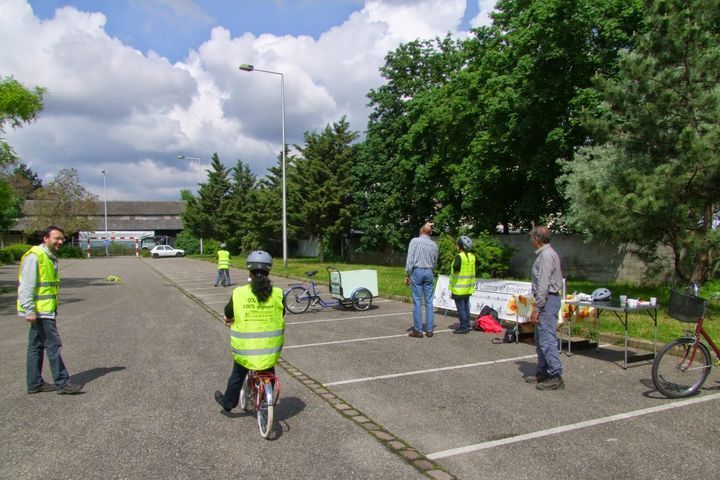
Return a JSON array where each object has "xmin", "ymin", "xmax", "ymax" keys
[
  {"xmin": 230, "ymin": 285, "xmax": 284, "ymax": 370},
  {"xmin": 449, "ymin": 252, "xmax": 476, "ymax": 296},
  {"xmin": 17, "ymin": 246, "xmax": 59, "ymax": 316},
  {"xmin": 217, "ymin": 250, "xmax": 230, "ymax": 270}
]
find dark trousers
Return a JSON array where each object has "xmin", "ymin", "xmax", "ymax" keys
[
  {"xmin": 221, "ymin": 362, "xmax": 275, "ymax": 410},
  {"xmin": 454, "ymin": 296, "xmax": 471, "ymax": 330},
  {"xmin": 27, "ymin": 318, "xmax": 70, "ymax": 389}
]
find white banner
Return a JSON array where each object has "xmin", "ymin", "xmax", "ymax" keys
[{"xmin": 434, "ymin": 275, "xmax": 534, "ymax": 323}]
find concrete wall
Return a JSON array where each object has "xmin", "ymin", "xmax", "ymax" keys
[{"xmin": 496, "ymin": 234, "xmax": 673, "ymax": 284}]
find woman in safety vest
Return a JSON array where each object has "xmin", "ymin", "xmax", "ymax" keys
[
  {"xmin": 450, "ymin": 236, "xmax": 476, "ymax": 334},
  {"xmin": 214, "ymin": 251, "xmax": 284, "ymax": 412}
]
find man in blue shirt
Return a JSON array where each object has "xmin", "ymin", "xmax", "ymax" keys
[{"xmin": 405, "ymin": 222, "xmax": 439, "ymax": 338}]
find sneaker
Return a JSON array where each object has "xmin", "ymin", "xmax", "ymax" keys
[
  {"xmin": 452, "ymin": 328, "xmax": 469, "ymax": 334},
  {"xmin": 56, "ymin": 383, "xmax": 83, "ymax": 395},
  {"xmin": 27, "ymin": 382, "xmax": 56, "ymax": 394},
  {"xmin": 408, "ymin": 329, "xmax": 423, "ymax": 338},
  {"xmin": 214, "ymin": 390, "xmax": 231, "ymax": 412},
  {"xmin": 524, "ymin": 374, "xmax": 549, "ymax": 384},
  {"xmin": 536, "ymin": 376, "xmax": 565, "ymax": 391},
  {"xmin": 425, "ymin": 331, "xmax": 434, "ymax": 337}
]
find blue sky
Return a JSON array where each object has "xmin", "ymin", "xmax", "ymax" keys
[
  {"xmin": 28, "ymin": 1, "xmax": 482, "ymax": 62},
  {"xmin": 4, "ymin": 0, "xmax": 493, "ymax": 200}
]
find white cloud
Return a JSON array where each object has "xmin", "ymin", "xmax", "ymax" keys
[
  {"xmin": 1, "ymin": 0, "xmax": 473, "ymax": 200},
  {"xmin": 470, "ymin": 0, "xmax": 497, "ymax": 28}
]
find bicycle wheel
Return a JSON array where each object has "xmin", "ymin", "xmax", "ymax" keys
[
  {"xmin": 284, "ymin": 286, "xmax": 311, "ymax": 314},
  {"xmin": 652, "ymin": 338, "xmax": 712, "ymax": 398},
  {"xmin": 256, "ymin": 381, "xmax": 274, "ymax": 439},
  {"xmin": 238, "ymin": 376, "xmax": 252, "ymax": 412},
  {"xmin": 351, "ymin": 288, "xmax": 373, "ymax": 311}
]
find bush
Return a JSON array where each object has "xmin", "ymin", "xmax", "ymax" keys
[
  {"xmin": 57, "ymin": 244, "xmax": 84, "ymax": 258},
  {"xmin": 0, "ymin": 249, "xmax": 14, "ymax": 264},
  {"xmin": 4, "ymin": 243, "xmax": 32, "ymax": 261},
  {"xmin": 175, "ymin": 231, "xmax": 200, "ymax": 255},
  {"xmin": 437, "ymin": 233, "xmax": 512, "ymax": 278}
]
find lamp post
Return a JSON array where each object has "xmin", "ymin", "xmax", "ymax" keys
[
  {"xmin": 239, "ymin": 63, "xmax": 287, "ymax": 268},
  {"xmin": 178, "ymin": 155, "xmax": 203, "ymax": 254},
  {"xmin": 100, "ymin": 170, "xmax": 108, "ymax": 256}
]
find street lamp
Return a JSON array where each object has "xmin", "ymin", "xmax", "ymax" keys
[
  {"xmin": 239, "ymin": 63, "xmax": 287, "ymax": 268},
  {"xmin": 100, "ymin": 170, "xmax": 108, "ymax": 256}
]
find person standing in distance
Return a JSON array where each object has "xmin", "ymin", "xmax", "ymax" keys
[
  {"xmin": 527, "ymin": 226, "xmax": 565, "ymax": 390},
  {"xmin": 214, "ymin": 251, "xmax": 284, "ymax": 412},
  {"xmin": 450, "ymin": 236, "xmax": 476, "ymax": 334},
  {"xmin": 214, "ymin": 243, "xmax": 232, "ymax": 287},
  {"xmin": 18, "ymin": 226, "xmax": 82, "ymax": 395},
  {"xmin": 405, "ymin": 222, "xmax": 439, "ymax": 338}
]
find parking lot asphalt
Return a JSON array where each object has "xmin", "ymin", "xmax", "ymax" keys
[{"xmin": 2, "ymin": 256, "xmax": 719, "ymax": 479}]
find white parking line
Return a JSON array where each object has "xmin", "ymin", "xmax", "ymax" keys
[
  {"xmin": 191, "ymin": 292, "xmax": 234, "ymax": 297},
  {"xmin": 285, "ymin": 329, "xmax": 454, "ymax": 349},
  {"xmin": 285, "ymin": 311, "xmax": 408, "ymax": 325},
  {"xmin": 323, "ymin": 354, "xmax": 539, "ymax": 386},
  {"xmin": 426, "ymin": 392, "xmax": 720, "ymax": 459}
]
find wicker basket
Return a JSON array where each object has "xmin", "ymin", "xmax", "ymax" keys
[{"xmin": 667, "ymin": 289, "xmax": 707, "ymax": 323}]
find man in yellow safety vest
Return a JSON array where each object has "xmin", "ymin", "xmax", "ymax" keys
[
  {"xmin": 17, "ymin": 226, "xmax": 82, "ymax": 395},
  {"xmin": 214, "ymin": 250, "xmax": 284, "ymax": 412},
  {"xmin": 214, "ymin": 243, "xmax": 233, "ymax": 287}
]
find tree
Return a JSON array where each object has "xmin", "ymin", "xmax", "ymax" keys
[
  {"xmin": 293, "ymin": 117, "xmax": 358, "ymax": 260},
  {"xmin": 0, "ymin": 76, "xmax": 46, "ymax": 166},
  {"xmin": 26, "ymin": 168, "xmax": 98, "ymax": 234},
  {"xmin": 223, "ymin": 158, "xmax": 257, "ymax": 252},
  {"xmin": 7, "ymin": 162, "xmax": 42, "ymax": 200},
  {"xmin": 559, "ymin": 0, "xmax": 720, "ymax": 283},
  {"xmin": 180, "ymin": 153, "xmax": 231, "ymax": 241}
]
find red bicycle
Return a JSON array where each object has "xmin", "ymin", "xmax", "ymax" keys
[
  {"xmin": 239, "ymin": 369, "xmax": 280, "ymax": 438},
  {"xmin": 652, "ymin": 289, "xmax": 720, "ymax": 398}
]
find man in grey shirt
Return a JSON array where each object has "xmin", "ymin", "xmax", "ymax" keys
[
  {"xmin": 527, "ymin": 225, "xmax": 565, "ymax": 390},
  {"xmin": 18, "ymin": 226, "xmax": 82, "ymax": 395},
  {"xmin": 405, "ymin": 222, "xmax": 439, "ymax": 337}
]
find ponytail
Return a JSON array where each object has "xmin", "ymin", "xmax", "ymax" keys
[{"xmin": 250, "ymin": 270, "xmax": 273, "ymax": 302}]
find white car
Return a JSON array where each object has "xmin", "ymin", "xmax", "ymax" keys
[{"xmin": 150, "ymin": 245, "xmax": 185, "ymax": 258}]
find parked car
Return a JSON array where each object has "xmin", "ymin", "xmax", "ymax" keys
[{"xmin": 150, "ymin": 245, "xmax": 185, "ymax": 258}]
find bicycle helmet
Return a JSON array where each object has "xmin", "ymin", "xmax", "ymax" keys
[
  {"xmin": 591, "ymin": 287, "xmax": 612, "ymax": 302},
  {"xmin": 220, "ymin": 243, "xmax": 227, "ymax": 249},
  {"xmin": 458, "ymin": 235, "xmax": 473, "ymax": 251},
  {"xmin": 246, "ymin": 250, "xmax": 272, "ymax": 272}
]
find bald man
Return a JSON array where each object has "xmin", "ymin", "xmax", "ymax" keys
[{"xmin": 405, "ymin": 222, "xmax": 439, "ymax": 338}]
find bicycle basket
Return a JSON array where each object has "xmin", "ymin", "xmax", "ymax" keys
[{"xmin": 667, "ymin": 289, "xmax": 707, "ymax": 323}]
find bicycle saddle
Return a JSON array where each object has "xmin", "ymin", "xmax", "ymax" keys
[{"xmin": 305, "ymin": 270, "xmax": 318, "ymax": 277}]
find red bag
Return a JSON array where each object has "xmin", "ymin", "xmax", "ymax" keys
[{"xmin": 474, "ymin": 314, "xmax": 503, "ymax": 333}]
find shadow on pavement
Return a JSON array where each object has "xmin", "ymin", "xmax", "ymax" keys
[{"xmin": 71, "ymin": 366, "xmax": 126, "ymax": 385}]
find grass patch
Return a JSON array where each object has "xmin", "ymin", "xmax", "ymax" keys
[{"xmin": 191, "ymin": 255, "xmax": 719, "ymax": 344}]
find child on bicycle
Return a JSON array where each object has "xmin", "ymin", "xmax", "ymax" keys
[{"xmin": 214, "ymin": 251, "xmax": 285, "ymax": 412}]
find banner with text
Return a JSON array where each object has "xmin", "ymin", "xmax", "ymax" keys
[{"xmin": 434, "ymin": 275, "xmax": 534, "ymax": 323}]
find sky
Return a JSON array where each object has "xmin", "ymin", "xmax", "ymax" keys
[{"xmin": 1, "ymin": 0, "xmax": 496, "ymax": 200}]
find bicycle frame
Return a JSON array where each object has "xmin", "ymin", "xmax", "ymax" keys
[
  {"xmin": 286, "ymin": 280, "xmax": 342, "ymax": 308},
  {"xmin": 686, "ymin": 317, "xmax": 720, "ymax": 360}
]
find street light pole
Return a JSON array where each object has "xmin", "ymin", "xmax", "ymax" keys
[
  {"xmin": 239, "ymin": 64, "xmax": 288, "ymax": 268},
  {"xmin": 100, "ymin": 170, "xmax": 108, "ymax": 256}
]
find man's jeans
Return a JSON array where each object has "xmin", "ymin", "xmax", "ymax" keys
[
  {"xmin": 215, "ymin": 268, "xmax": 232, "ymax": 286},
  {"xmin": 27, "ymin": 318, "xmax": 70, "ymax": 389},
  {"xmin": 454, "ymin": 297, "xmax": 471, "ymax": 330},
  {"xmin": 534, "ymin": 294, "xmax": 563, "ymax": 377},
  {"xmin": 411, "ymin": 268, "xmax": 435, "ymax": 333}
]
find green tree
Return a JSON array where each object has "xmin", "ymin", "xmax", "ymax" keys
[
  {"xmin": 180, "ymin": 153, "xmax": 231, "ymax": 241},
  {"xmin": 0, "ymin": 76, "xmax": 45, "ymax": 166},
  {"xmin": 294, "ymin": 117, "xmax": 358, "ymax": 261},
  {"xmin": 26, "ymin": 168, "xmax": 98, "ymax": 234},
  {"xmin": 223, "ymin": 158, "xmax": 257, "ymax": 253},
  {"xmin": 7, "ymin": 162, "xmax": 42, "ymax": 200},
  {"xmin": 559, "ymin": 0, "xmax": 720, "ymax": 283}
]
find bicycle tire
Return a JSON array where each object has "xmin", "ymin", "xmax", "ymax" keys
[
  {"xmin": 651, "ymin": 338, "xmax": 712, "ymax": 398},
  {"xmin": 351, "ymin": 288, "xmax": 373, "ymax": 311},
  {"xmin": 239, "ymin": 376, "xmax": 252, "ymax": 412},
  {"xmin": 284, "ymin": 286, "xmax": 311, "ymax": 314},
  {"xmin": 257, "ymin": 381, "xmax": 274, "ymax": 439}
]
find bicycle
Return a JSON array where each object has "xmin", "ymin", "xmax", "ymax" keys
[
  {"xmin": 283, "ymin": 267, "xmax": 373, "ymax": 314},
  {"xmin": 651, "ymin": 288, "xmax": 720, "ymax": 398},
  {"xmin": 239, "ymin": 369, "xmax": 280, "ymax": 439}
]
